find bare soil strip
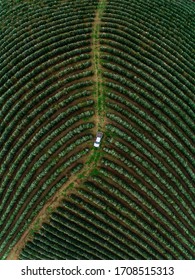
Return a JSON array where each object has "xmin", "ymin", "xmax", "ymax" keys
[
  {"xmin": 6, "ymin": 0, "xmax": 107, "ymax": 260},
  {"xmin": 92, "ymin": 0, "xmax": 107, "ymax": 130}
]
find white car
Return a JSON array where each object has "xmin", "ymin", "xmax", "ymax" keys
[{"xmin": 94, "ymin": 132, "xmax": 103, "ymax": 148}]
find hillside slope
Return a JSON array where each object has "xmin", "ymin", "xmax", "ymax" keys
[{"xmin": 0, "ymin": 0, "xmax": 194, "ymax": 259}]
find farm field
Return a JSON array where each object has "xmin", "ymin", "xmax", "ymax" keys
[{"xmin": 0, "ymin": 0, "xmax": 194, "ymax": 260}]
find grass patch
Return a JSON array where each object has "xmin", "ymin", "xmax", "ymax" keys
[
  {"xmin": 90, "ymin": 168, "xmax": 100, "ymax": 176},
  {"xmin": 47, "ymin": 206, "xmax": 53, "ymax": 214},
  {"xmin": 86, "ymin": 148, "xmax": 104, "ymax": 167},
  {"xmin": 62, "ymin": 182, "xmax": 75, "ymax": 195},
  {"xmin": 29, "ymin": 218, "xmax": 41, "ymax": 238},
  {"xmin": 77, "ymin": 173, "xmax": 85, "ymax": 179}
]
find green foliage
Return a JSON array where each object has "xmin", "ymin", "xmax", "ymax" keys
[{"xmin": 1, "ymin": 0, "xmax": 195, "ymax": 260}]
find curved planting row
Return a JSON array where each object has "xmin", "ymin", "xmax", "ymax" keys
[
  {"xmin": 20, "ymin": 0, "xmax": 195, "ymax": 259},
  {"xmin": 20, "ymin": 165, "xmax": 194, "ymax": 259},
  {"xmin": 100, "ymin": 0, "xmax": 195, "ymax": 258},
  {"xmin": 0, "ymin": 0, "xmax": 98, "ymax": 259},
  {"xmin": 98, "ymin": 0, "xmax": 194, "ymax": 258},
  {"xmin": 20, "ymin": 191, "xmax": 140, "ymax": 260}
]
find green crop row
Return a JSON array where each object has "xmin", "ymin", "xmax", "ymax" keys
[
  {"xmin": 0, "ymin": 174, "xmax": 68, "ymax": 259},
  {"xmin": 107, "ymin": 101, "xmax": 194, "ymax": 178},
  {"xmin": 0, "ymin": 46, "xmax": 91, "ymax": 101},
  {"xmin": 56, "ymin": 202, "xmax": 138, "ymax": 259},
  {"xmin": 101, "ymin": 156, "xmax": 193, "ymax": 254},
  {"xmin": 1, "ymin": 62, "xmax": 92, "ymax": 124},
  {"xmin": 97, "ymin": 167, "xmax": 193, "ymax": 259},
  {"xmin": 0, "ymin": 148, "xmax": 90, "ymax": 255},
  {"xmin": 31, "ymin": 227, "xmax": 105, "ymax": 260},
  {"xmin": 101, "ymin": 48, "xmax": 194, "ymax": 130},
  {"xmin": 106, "ymin": 90, "xmax": 194, "ymax": 155},
  {"xmin": 103, "ymin": 1, "xmax": 194, "ymax": 65},
  {"xmin": 78, "ymin": 185, "xmax": 170, "ymax": 259},
  {"xmin": 98, "ymin": 161, "xmax": 193, "ymax": 259},
  {"xmin": 104, "ymin": 81, "xmax": 194, "ymax": 180},
  {"xmin": 41, "ymin": 222, "xmax": 113, "ymax": 259},
  {"xmin": 0, "ymin": 120, "xmax": 94, "ymax": 212},
  {"xmin": 49, "ymin": 216, "xmax": 121, "ymax": 259},
  {"xmin": 106, "ymin": 122, "xmax": 194, "ymax": 200},
  {"xmin": 103, "ymin": 145, "xmax": 194, "ymax": 229},
  {"xmin": 0, "ymin": 101, "xmax": 94, "ymax": 193},
  {"xmin": 112, "ymin": 139, "xmax": 194, "ymax": 223},
  {"xmin": 84, "ymin": 178, "xmax": 182, "ymax": 259}
]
